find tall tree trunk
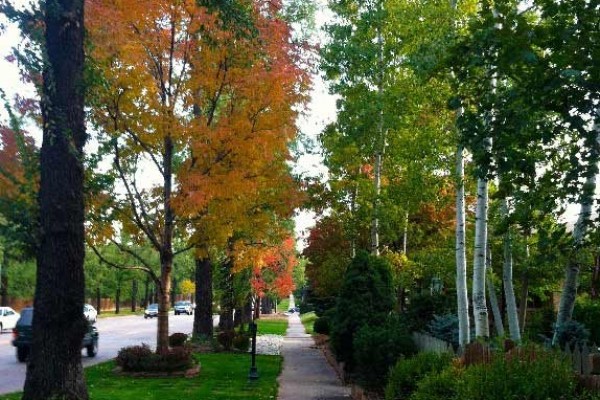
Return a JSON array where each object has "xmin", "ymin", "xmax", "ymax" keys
[
  {"xmin": 218, "ymin": 260, "xmax": 234, "ymax": 331},
  {"xmin": 193, "ymin": 255, "xmax": 213, "ymax": 339},
  {"xmin": 501, "ymin": 199, "xmax": 521, "ymax": 341},
  {"xmin": 96, "ymin": 287, "xmax": 101, "ymax": 315},
  {"xmin": 455, "ymin": 144, "xmax": 470, "ymax": 347},
  {"xmin": 131, "ymin": 279, "xmax": 138, "ymax": 312},
  {"xmin": 371, "ymin": 15, "xmax": 384, "ymax": 256},
  {"xmin": 553, "ymin": 162, "xmax": 597, "ymax": 345},
  {"xmin": 157, "ymin": 252, "xmax": 172, "ymax": 352},
  {"xmin": 156, "ymin": 133, "xmax": 175, "ymax": 353},
  {"xmin": 402, "ymin": 210, "xmax": 409, "ymax": 255},
  {"xmin": 592, "ymin": 254, "xmax": 600, "ymax": 300},
  {"xmin": 23, "ymin": 1, "xmax": 88, "ymax": 398},
  {"xmin": 518, "ymin": 234, "xmax": 530, "ymax": 333},
  {"xmin": 1, "ymin": 251, "xmax": 8, "ymax": 307},
  {"xmin": 486, "ymin": 246, "xmax": 505, "ymax": 337},
  {"xmin": 144, "ymin": 276, "xmax": 150, "ymax": 308},
  {"xmin": 472, "ymin": 157, "xmax": 490, "ymax": 339},
  {"xmin": 171, "ymin": 277, "xmax": 177, "ymax": 306},
  {"xmin": 115, "ymin": 283, "xmax": 121, "ymax": 314}
]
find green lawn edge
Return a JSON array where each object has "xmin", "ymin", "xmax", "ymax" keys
[{"xmin": 0, "ymin": 353, "xmax": 282, "ymax": 400}]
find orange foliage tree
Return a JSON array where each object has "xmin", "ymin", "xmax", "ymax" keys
[{"xmin": 87, "ymin": 0, "xmax": 309, "ymax": 348}]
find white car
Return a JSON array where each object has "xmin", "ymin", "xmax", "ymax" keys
[
  {"xmin": 84, "ymin": 304, "xmax": 97, "ymax": 323},
  {"xmin": 174, "ymin": 301, "xmax": 193, "ymax": 315},
  {"xmin": 0, "ymin": 307, "xmax": 20, "ymax": 332}
]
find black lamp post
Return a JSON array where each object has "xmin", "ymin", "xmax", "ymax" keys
[{"xmin": 248, "ymin": 318, "xmax": 259, "ymax": 380}]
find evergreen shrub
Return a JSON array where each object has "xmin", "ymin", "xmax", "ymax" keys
[
  {"xmin": 574, "ymin": 298, "xmax": 600, "ymax": 345},
  {"xmin": 329, "ymin": 251, "xmax": 395, "ymax": 372},
  {"xmin": 353, "ymin": 315, "xmax": 416, "ymax": 389},
  {"xmin": 555, "ymin": 320, "xmax": 590, "ymax": 349},
  {"xmin": 313, "ymin": 316, "xmax": 331, "ymax": 335}
]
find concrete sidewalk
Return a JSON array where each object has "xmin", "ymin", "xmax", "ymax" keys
[{"xmin": 277, "ymin": 314, "xmax": 351, "ymax": 400}]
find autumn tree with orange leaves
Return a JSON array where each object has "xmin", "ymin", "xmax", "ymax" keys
[{"xmin": 86, "ymin": 0, "xmax": 308, "ymax": 349}]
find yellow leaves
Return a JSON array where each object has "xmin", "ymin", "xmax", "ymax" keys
[{"xmin": 180, "ymin": 279, "xmax": 196, "ymax": 296}]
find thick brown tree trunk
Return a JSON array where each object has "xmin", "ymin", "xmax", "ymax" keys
[
  {"xmin": 22, "ymin": 1, "xmax": 88, "ymax": 398},
  {"xmin": 193, "ymin": 256, "xmax": 213, "ymax": 339},
  {"xmin": 115, "ymin": 283, "xmax": 121, "ymax": 314},
  {"xmin": 131, "ymin": 279, "xmax": 138, "ymax": 312},
  {"xmin": 157, "ymin": 251, "xmax": 173, "ymax": 352},
  {"xmin": 1, "ymin": 251, "xmax": 8, "ymax": 307}
]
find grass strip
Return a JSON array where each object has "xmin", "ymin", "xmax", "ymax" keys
[
  {"xmin": 300, "ymin": 312, "xmax": 316, "ymax": 335},
  {"xmin": 256, "ymin": 318, "xmax": 288, "ymax": 336},
  {"xmin": 0, "ymin": 353, "xmax": 281, "ymax": 400}
]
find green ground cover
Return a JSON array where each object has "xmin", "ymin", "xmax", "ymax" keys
[
  {"xmin": 300, "ymin": 312, "xmax": 316, "ymax": 334},
  {"xmin": 256, "ymin": 318, "xmax": 288, "ymax": 336},
  {"xmin": 277, "ymin": 298, "xmax": 290, "ymax": 312},
  {"xmin": 0, "ymin": 353, "xmax": 281, "ymax": 400}
]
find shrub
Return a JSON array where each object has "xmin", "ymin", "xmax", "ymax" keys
[
  {"xmin": 232, "ymin": 333, "xmax": 250, "ymax": 351},
  {"xmin": 116, "ymin": 344, "xmax": 154, "ymax": 371},
  {"xmin": 457, "ymin": 347, "xmax": 576, "ymax": 400},
  {"xmin": 574, "ymin": 298, "xmax": 600, "ymax": 345},
  {"xmin": 384, "ymin": 352, "xmax": 453, "ymax": 400},
  {"xmin": 217, "ymin": 330, "xmax": 235, "ymax": 351},
  {"xmin": 169, "ymin": 332, "xmax": 188, "ymax": 347},
  {"xmin": 523, "ymin": 306, "xmax": 555, "ymax": 342},
  {"xmin": 427, "ymin": 314, "xmax": 459, "ymax": 348},
  {"xmin": 313, "ymin": 316, "xmax": 331, "ymax": 335},
  {"xmin": 404, "ymin": 293, "xmax": 454, "ymax": 332},
  {"xmin": 157, "ymin": 346, "xmax": 194, "ymax": 372},
  {"xmin": 115, "ymin": 344, "xmax": 194, "ymax": 372},
  {"xmin": 330, "ymin": 251, "xmax": 395, "ymax": 372},
  {"xmin": 353, "ymin": 316, "xmax": 416, "ymax": 389},
  {"xmin": 555, "ymin": 320, "xmax": 590, "ymax": 349},
  {"xmin": 409, "ymin": 365, "xmax": 462, "ymax": 400}
]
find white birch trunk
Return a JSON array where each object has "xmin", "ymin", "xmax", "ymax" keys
[
  {"xmin": 472, "ymin": 138, "xmax": 491, "ymax": 338},
  {"xmin": 371, "ymin": 14, "xmax": 385, "ymax": 256},
  {"xmin": 553, "ymin": 129, "xmax": 599, "ymax": 345},
  {"xmin": 501, "ymin": 198, "xmax": 521, "ymax": 341},
  {"xmin": 486, "ymin": 245, "xmax": 505, "ymax": 337},
  {"xmin": 455, "ymin": 144, "xmax": 470, "ymax": 346},
  {"xmin": 371, "ymin": 151, "xmax": 382, "ymax": 256},
  {"xmin": 402, "ymin": 210, "xmax": 409, "ymax": 255}
]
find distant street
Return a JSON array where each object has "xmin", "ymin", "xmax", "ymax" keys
[{"xmin": 0, "ymin": 312, "xmax": 217, "ymax": 395}]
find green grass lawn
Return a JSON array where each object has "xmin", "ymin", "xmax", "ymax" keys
[
  {"xmin": 256, "ymin": 318, "xmax": 288, "ymax": 336},
  {"xmin": 277, "ymin": 298, "xmax": 289, "ymax": 312},
  {"xmin": 0, "ymin": 353, "xmax": 281, "ymax": 400},
  {"xmin": 98, "ymin": 309, "xmax": 144, "ymax": 318},
  {"xmin": 300, "ymin": 312, "xmax": 316, "ymax": 334}
]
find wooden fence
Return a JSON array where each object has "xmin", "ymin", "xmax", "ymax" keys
[
  {"xmin": 412, "ymin": 332, "xmax": 455, "ymax": 354},
  {"xmin": 564, "ymin": 343, "xmax": 600, "ymax": 376}
]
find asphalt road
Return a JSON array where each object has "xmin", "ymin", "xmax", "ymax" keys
[{"xmin": 0, "ymin": 312, "xmax": 216, "ymax": 395}]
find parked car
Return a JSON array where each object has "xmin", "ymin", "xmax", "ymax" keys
[
  {"xmin": 83, "ymin": 304, "xmax": 97, "ymax": 323},
  {"xmin": 12, "ymin": 307, "xmax": 98, "ymax": 362},
  {"xmin": 0, "ymin": 307, "xmax": 20, "ymax": 333},
  {"xmin": 174, "ymin": 301, "xmax": 193, "ymax": 315},
  {"xmin": 144, "ymin": 303, "xmax": 159, "ymax": 319}
]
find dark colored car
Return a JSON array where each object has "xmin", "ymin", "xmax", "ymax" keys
[
  {"xmin": 144, "ymin": 303, "xmax": 159, "ymax": 319},
  {"xmin": 11, "ymin": 307, "xmax": 99, "ymax": 362}
]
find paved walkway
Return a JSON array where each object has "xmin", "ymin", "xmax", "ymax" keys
[{"xmin": 277, "ymin": 313, "xmax": 351, "ymax": 400}]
